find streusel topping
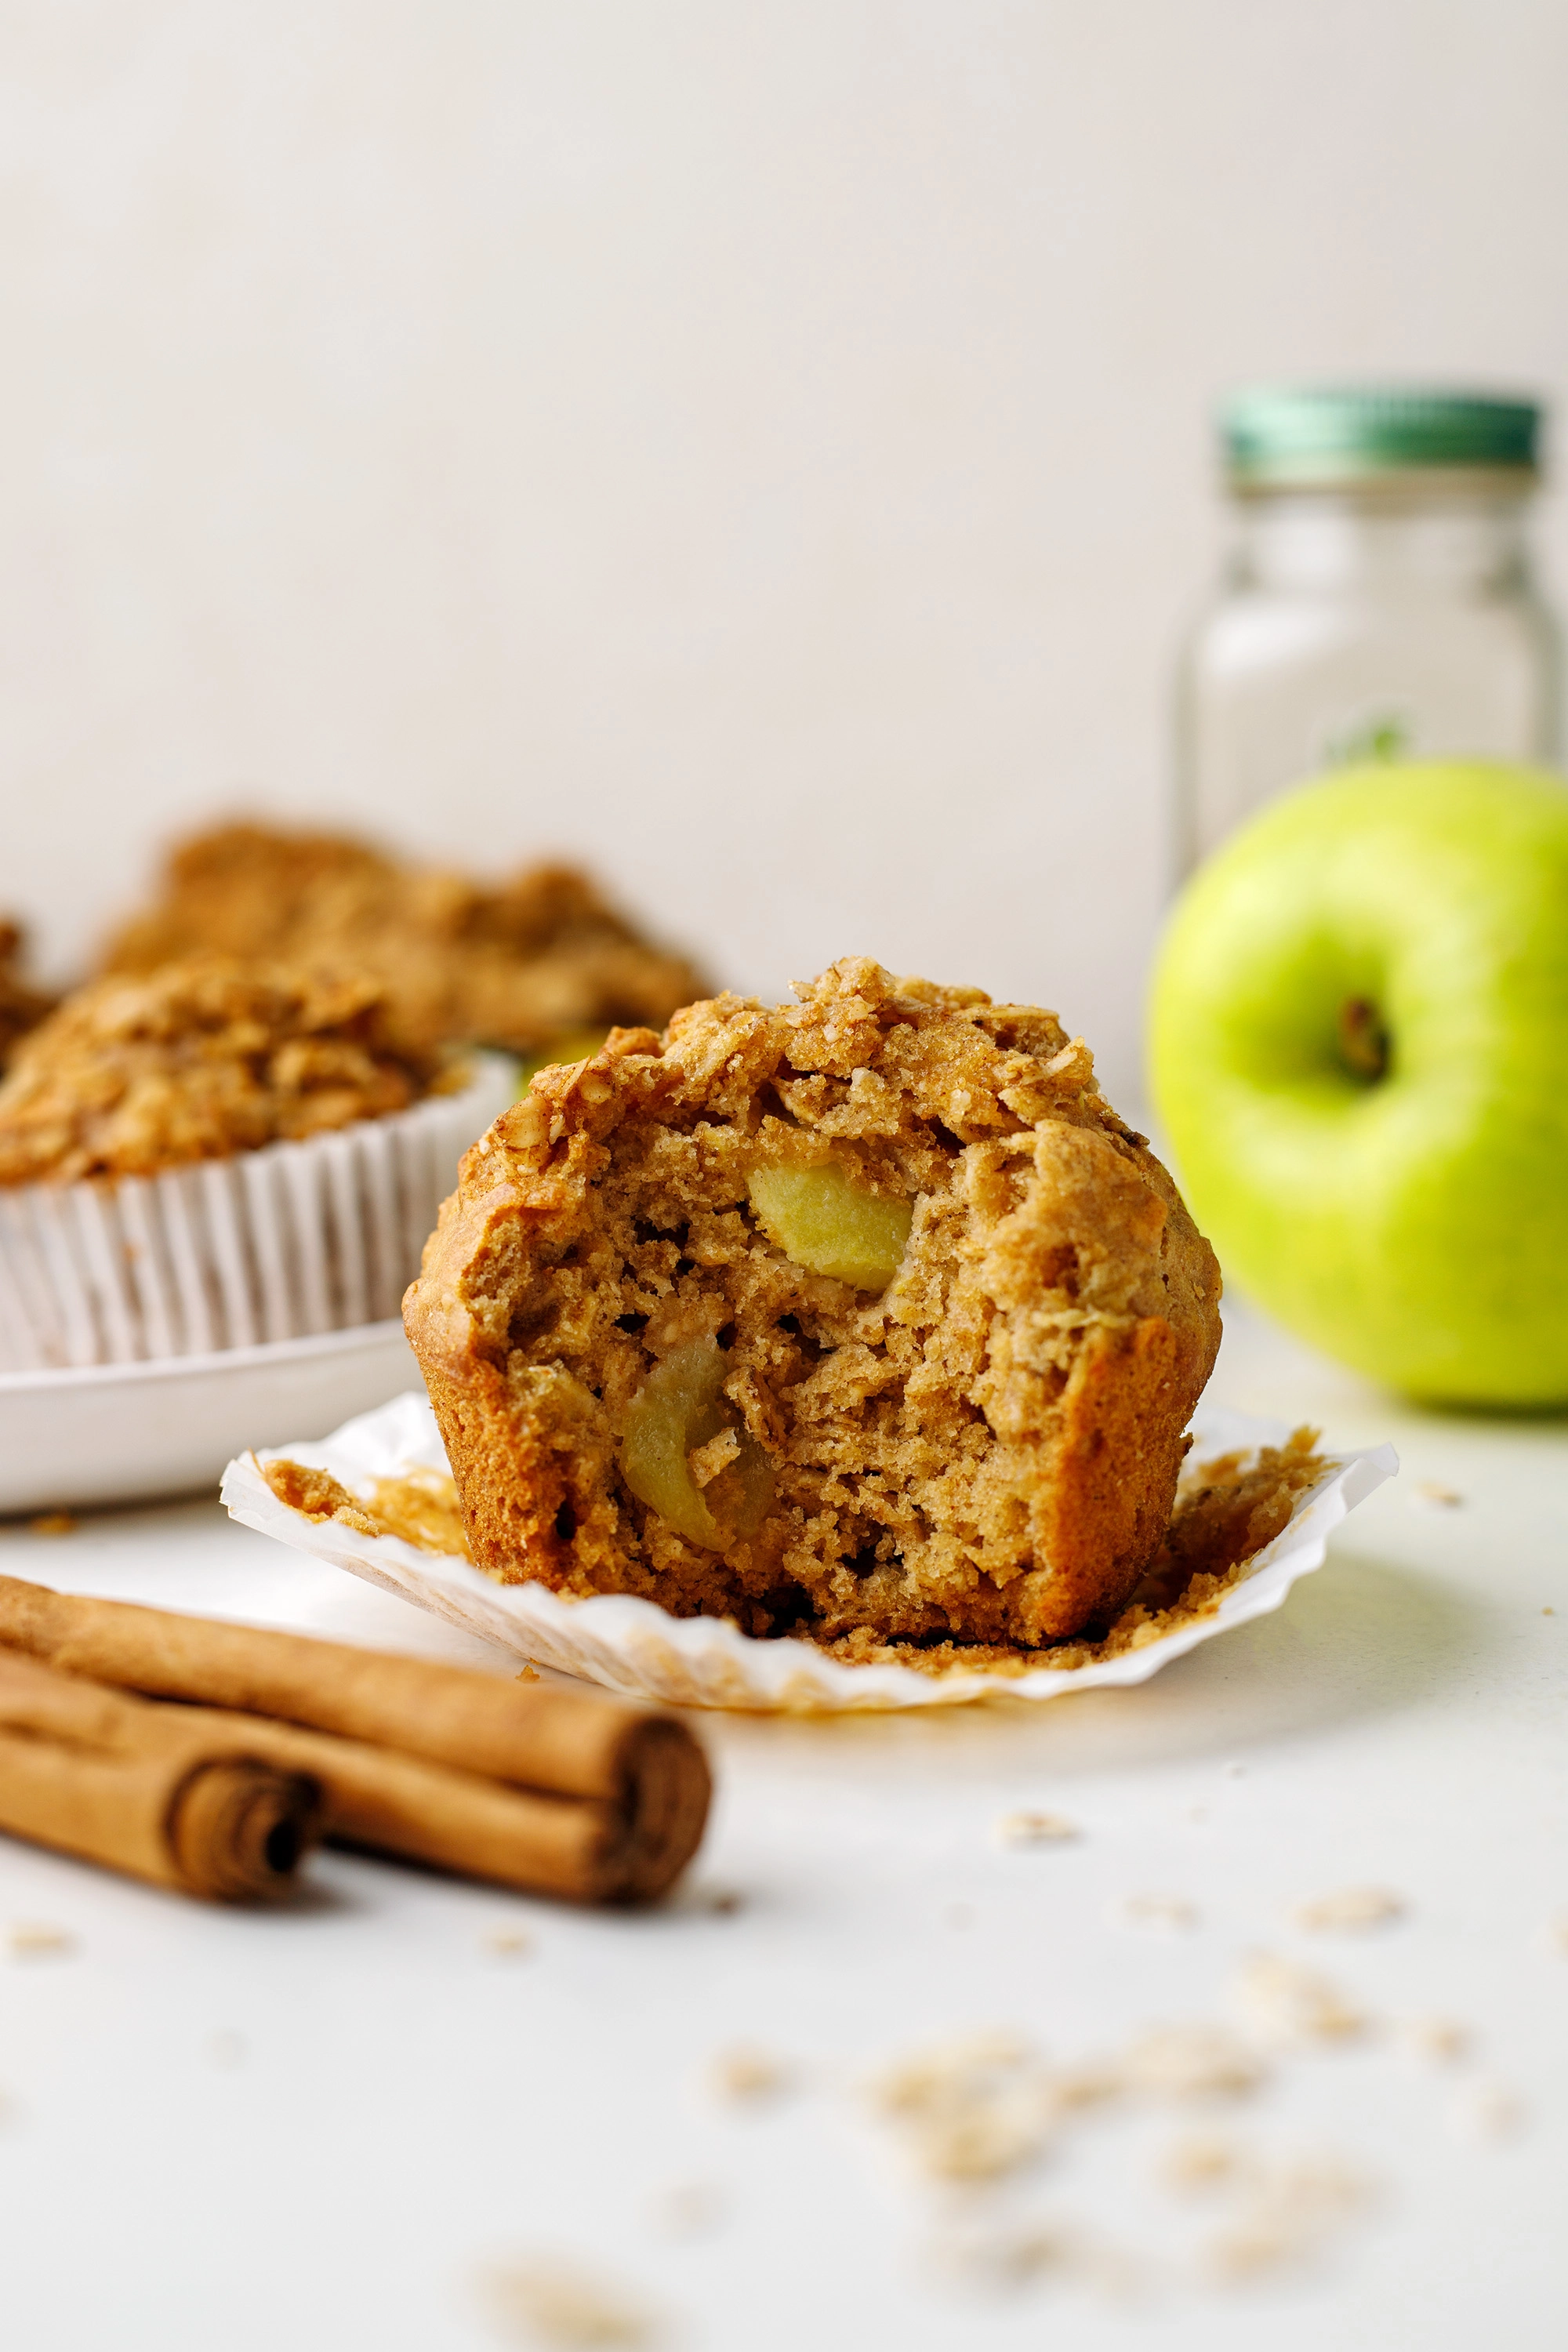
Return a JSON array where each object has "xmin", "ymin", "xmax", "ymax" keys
[
  {"xmin": 0, "ymin": 954, "xmax": 447, "ymax": 1185},
  {"xmin": 102, "ymin": 821, "xmax": 706, "ymax": 1058}
]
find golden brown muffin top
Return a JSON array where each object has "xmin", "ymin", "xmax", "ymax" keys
[
  {"xmin": 0, "ymin": 955, "xmax": 448, "ymax": 1186},
  {"xmin": 100, "ymin": 820, "xmax": 708, "ymax": 1058}
]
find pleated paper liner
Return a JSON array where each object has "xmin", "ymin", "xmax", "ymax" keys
[
  {"xmin": 222, "ymin": 1395, "xmax": 1398, "ymax": 1715},
  {"xmin": 0, "ymin": 1053, "xmax": 517, "ymax": 1374}
]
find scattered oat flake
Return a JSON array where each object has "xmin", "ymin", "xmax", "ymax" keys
[
  {"xmin": 1294, "ymin": 1886, "xmax": 1406, "ymax": 1935},
  {"xmin": 26, "ymin": 1512, "xmax": 75, "ymax": 1537},
  {"xmin": 1200, "ymin": 2153, "xmax": 1375, "ymax": 2284},
  {"xmin": 483, "ymin": 1928, "xmax": 533, "ymax": 1959},
  {"xmin": 1200, "ymin": 2209, "xmax": 1316, "ymax": 2286},
  {"xmin": 647, "ymin": 2180, "xmax": 724, "ymax": 2241},
  {"xmin": 1231, "ymin": 1952, "xmax": 1367, "ymax": 2046},
  {"xmin": 930, "ymin": 2216, "xmax": 1081, "ymax": 2296},
  {"xmin": 995, "ymin": 1809, "xmax": 1078, "ymax": 1847},
  {"xmin": 707, "ymin": 2044, "xmax": 792, "ymax": 2104},
  {"xmin": 1044, "ymin": 2060, "xmax": 1123, "ymax": 2118},
  {"xmin": 871, "ymin": 2031, "xmax": 1056, "ymax": 2184},
  {"xmin": 1279, "ymin": 2153, "xmax": 1376, "ymax": 2218},
  {"xmin": 1410, "ymin": 1479, "xmax": 1465, "ymax": 1510},
  {"xmin": 1448, "ymin": 2078, "xmax": 1526, "ymax": 2145},
  {"xmin": 1397, "ymin": 2015, "xmax": 1472, "ymax": 2067},
  {"xmin": 1204, "ymin": 2211, "xmax": 1309, "ymax": 2284},
  {"xmin": 6, "ymin": 1922, "xmax": 74, "ymax": 1959},
  {"xmin": 1118, "ymin": 1893, "xmax": 1200, "ymax": 1934},
  {"xmin": 1082, "ymin": 2243, "xmax": 1163, "ymax": 2310},
  {"xmin": 1122, "ymin": 2024, "xmax": 1268, "ymax": 2102},
  {"xmin": 873, "ymin": 2029, "xmax": 1033, "ymax": 2115},
  {"xmin": 516, "ymin": 1664, "xmax": 542, "ymax": 1683},
  {"xmin": 480, "ymin": 2257, "xmax": 657, "ymax": 2347},
  {"xmin": 1159, "ymin": 2132, "xmax": 1246, "ymax": 2197},
  {"xmin": 908, "ymin": 2100, "xmax": 1049, "ymax": 2185}
]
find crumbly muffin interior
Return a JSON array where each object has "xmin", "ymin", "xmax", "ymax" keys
[
  {"xmin": 101, "ymin": 821, "xmax": 707, "ymax": 1059},
  {"xmin": 0, "ymin": 955, "xmax": 446, "ymax": 1185},
  {"xmin": 408, "ymin": 960, "xmax": 1222, "ymax": 1647}
]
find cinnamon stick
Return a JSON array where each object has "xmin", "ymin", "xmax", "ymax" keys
[
  {"xmin": 0, "ymin": 1651, "xmax": 321, "ymax": 1901},
  {"xmin": 160, "ymin": 1708, "xmax": 673, "ymax": 1904},
  {"xmin": 0, "ymin": 1577, "xmax": 710, "ymax": 1904}
]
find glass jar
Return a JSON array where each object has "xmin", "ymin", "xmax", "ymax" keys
[{"xmin": 1176, "ymin": 386, "xmax": 1560, "ymax": 870}]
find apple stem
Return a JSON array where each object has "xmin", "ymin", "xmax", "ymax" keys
[{"xmin": 1338, "ymin": 997, "xmax": 1389, "ymax": 1083}]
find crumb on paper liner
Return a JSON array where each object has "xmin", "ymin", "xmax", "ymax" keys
[{"xmin": 220, "ymin": 1394, "xmax": 1396, "ymax": 1713}]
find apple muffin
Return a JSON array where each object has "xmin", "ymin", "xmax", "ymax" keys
[
  {"xmin": 101, "ymin": 820, "xmax": 707, "ymax": 1064},
  {"xmin": 0, "ymin": 954, "xmax": 447, "ymax": 1186},
  {"xmin": 405, "ymin": 960, "xmax": 1222, "ymax": 1647},
  {"xmin": 0, "ymin": 954, "xmax": 517, "ymax": 1374}
]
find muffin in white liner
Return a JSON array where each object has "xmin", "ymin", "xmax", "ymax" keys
[
  {"xmin": 222, "ymin": 1394, "xmax": 1397, "ymax": 1714},
  {"xmin": 0, "ymin": 1053, "xmax": 517, "ymax": 1374}
]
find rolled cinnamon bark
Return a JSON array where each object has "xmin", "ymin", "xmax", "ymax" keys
[
  {"xmin": 165, "ymin": 1708, "xmax": 681, "ymax": 1904},
  {"xmin": 0, "ymin": 1651, "xmax": 321, "ymax": 1901},
  {"xmin": 0, "ymin": 1577, "xmax": 710, "ymax": 1903}
]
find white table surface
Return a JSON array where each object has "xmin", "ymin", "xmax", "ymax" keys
[{"xmin": 0, "ymin": 1301, "xmax": 1563, "ymax": 2352}]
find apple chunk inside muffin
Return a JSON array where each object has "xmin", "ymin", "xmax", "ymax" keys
[{"xmin": 405, "ymin": 960, "xmax": 1222, "ymax": 1648}]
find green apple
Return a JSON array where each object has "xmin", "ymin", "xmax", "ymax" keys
[{"xmin": 1149, "ymin": 761, "xmax": 1568, "ymax": 1406}]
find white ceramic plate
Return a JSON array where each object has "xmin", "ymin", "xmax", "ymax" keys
[
  {"xmin": 0, "ymin": 1319, "xmax": 420, "ymax": 1515},
  {"xmin": 223, "ymin": 1392, "xmax": 1399, "ymax": 1713}
]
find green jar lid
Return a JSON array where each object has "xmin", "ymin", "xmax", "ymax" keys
[{"xmin": 1221, "ymin": 384, "xmax": 1542, "ymax": 487}]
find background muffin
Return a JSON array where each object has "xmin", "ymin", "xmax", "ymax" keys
[
  {"xmin": 0, "ymin": 955, "xmax": 446, "ymax": 1187},
  {"xmin": 0, "ymin": 953, "xmax": 514, "ymax": 1372},
  {"xmin": 100, "ymin": 820, "xmax": 709, "ymax": 1062},
  {"xmin": 0, "ymin": 921, "xmax": 55, "ymax": 1072}
]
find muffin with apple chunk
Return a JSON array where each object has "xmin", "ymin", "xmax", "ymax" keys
[{"xmin": 405, "ymin": 959, "xmax": 1222, "ymax": 1648}]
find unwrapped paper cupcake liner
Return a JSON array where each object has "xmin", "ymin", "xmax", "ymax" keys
[
  {"xmin": 0, "ymin": 1053, "xmax": 517, "ymax": 1374},
  {"xmin": 222, "ymin": 1394, "xmax": 1399, "ymax": 1714}
]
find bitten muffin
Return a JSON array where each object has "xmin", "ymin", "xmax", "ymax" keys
[
  {"xmin": 405, "ymin": 960, "xmax": 1223, "ymax": 1648},
  {"xmin": 0, "ymin": 954, "xmax": 445, "ymax": 1186},
  {"xmin": 101, "ymin": 820, "xmax": 708, "ymax": 1062}
]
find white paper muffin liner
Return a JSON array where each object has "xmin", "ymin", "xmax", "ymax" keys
[
  {"xmin": 222, "ymin": 1392, "xmax": 1398, "ymax": 1714},
  {"xmin": 0, "ymin": 1053, "xmax": 517, "ymax": 1374}
]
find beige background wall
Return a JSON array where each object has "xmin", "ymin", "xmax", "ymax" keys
[{"xmin": 2, "ymin": 0, "xmax": 1565, "ymax": 1105}]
